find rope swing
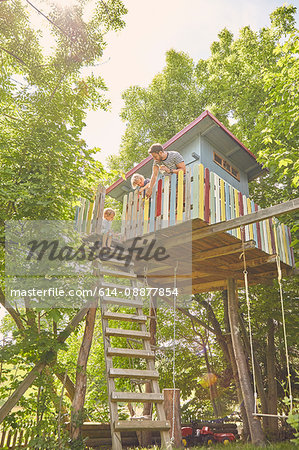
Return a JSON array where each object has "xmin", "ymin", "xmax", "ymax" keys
[
  {"xmin": 171, "ymin": 261, "xmax": 178, "ymax": 445},
  {"xmin": 241, "ymin": 226, "xmax": 293, "ymax": 418}
]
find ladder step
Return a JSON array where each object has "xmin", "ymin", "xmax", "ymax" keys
[
  {"xmin": 107, "ymin": 347, "xmax": 155, "ymax": 359},
  {"xmin": 114, "ymin": 420, "xmax": 170, "ymax": 431},
  {"xmin": 100, "ymin": 268, "xmax": 137, "ymax": 278},
  {"xmin": 101, "ymin": 282, "xmax": 131, "ymax": 291},
  {"xmin": 109, "ymin": 368, "xmax": 159, "ymax": 379},
  {"xmin": 111, "ymin": 392, "xmax": 164, "ymax": 403},
  {"xmin": 100, "ymin": 258, "xmax": 134, "ymax": 267},
  {"xmin": 102, "ymin": 297, "xmax": 143, "ymax": 308},
  {"xmin": 102, "ymin": 312, "xmax": 147, "ymax": 323},
  {"xmin": 106, "ymin": 328, "xmax": 150, "ymax": 340}
]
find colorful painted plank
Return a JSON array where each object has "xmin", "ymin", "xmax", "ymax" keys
[
  {"xmin": 121, "ymin": 194, "xmax": 128, "ymax": 238},
  {"xmin": 74, "ymin": 205, "xmax": 80, "ymax": 229},
  {"xmin": 156, "ymin": 178, "xmax": 163, "ymax": 230},
  {"xmin": 86, "ymin": 198, "xmax": 94, "ymax": 234},
  {"xmin": 215, "ymin": 175, "xmax": 220, "ymax": 223},
  {"xmin": 149, "ymin": 182, "xmax": 157, "ymax": 233},
  {"xmin": 247, "ymin": 198, "xmax": 254, "ymax": 241},
  {"xmin": 273, "ymin": 220, "xmax": 282, "ymax": 261},
  {"xmin": 234, "ymin": 189, "xmax": 241, "ymax": 239},
  {"xmin": 225, "ymin": 182, "xmax": 231, "ymax": 220},
  {"xmin": 162, "ymin": 176, "xmax": 170, "ymax": 228},
  {"xmin": 265, "ymin": 219, "xmax": 272, "ymax": 255},
  {"xmin": 185, "ymin": 167, "xmax": 191, "ymax": 221},
  {"xmin": 204, "ymin": 167, "xmax": 210, "ymax": 224},
  {"xmin": 170, "ymin": 173, "xmax": 177, "ymax": 226},
  {"xmin": 220, "ymin": 178, "xmax": 225, "ymax": 222},
  {"xmin": 199, "ymin": 164, "xmax": 204, "ymax": 220},
  {"xmin": 177, "ymin": 170, "xmax": 184, "ymax": 222},
  {"xmin": 238, "ymin": 193, "xmax": 245, "ymax": 242},
  {"xmin": 287, "ymin": 227, "xmax": 295, "ymax": 266},
  {"xmin": 77, "ymin": 199, "xmax": 85, "ymax": 232},
  {"xmin": 143, "ymin": 197, "xmax": 150, "ymax": 234},
  {"xmin": 127, "ymin": 191, "xmax": 133, "ymax": 238},
  {"xmin": 269, "ymin": 218, "xmax": 276, "ymax": 255},
  {"xmin": 243, "ymin": 195, "xmax": 249, "ymax": 241},
  {"xmin": 262, "ymin": 220, "xmax": 269, "ymax": 254},
  {"xmin": 91, "ymin": 184, "xmax": 104, "ymax": 233},
  {"xmin": 132, "ymin": 189, "xmax": 139, "ymax": 238},
  {"xmin": 210, "ymin": 172, "xmax": 216, "ymax": 224},
  {"xmin": 255, "ymin": 204, "xmax": 262, "ymax": 250},
  {"xmin": 192, "ymin": 164, "xmax": 199, "ymax": 219},
  {"xmin": 282, "ymin": 224, "xmax": 290, "ymax": 266},
  {"xmin": 230, "ymin": 185, "xmax": 237, "ymax": 237},
  {"xmin": 137, "ymin": 196, "xmax": 144, "ymax": 236},
  {"xmin": 225, "ymin": 182, "xmax": 231, "ymax": 235},
  {"xmin": 275, "ymin": 222, "xmax": 284, "ymax": 262},
  {"xmin": 156, "ymin": 178, "xmax": 162, "ymax": 217}
]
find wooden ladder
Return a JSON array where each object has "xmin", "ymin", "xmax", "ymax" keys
[{"xmin": 99, "ymin": 256, "xmax": 172, "ymax": 449}]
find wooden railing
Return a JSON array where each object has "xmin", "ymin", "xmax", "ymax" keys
[
  {"xmin": 74, "ymin": 166, "xmax": 294, "ymax": 267},
  {"xmin": 0, "ymin": 426, "xmax": 33, "ymax": 448},
  {"xmin": 75, "ymin": 185, "xmax": 105, "ymax": 234},
  {"xmin": 120, "ymin": 165, "xmax": 294, "ymax": 266}
]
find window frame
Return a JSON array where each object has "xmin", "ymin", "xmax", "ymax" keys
[{"xmin": 213, "ymin": 152, "xmax": 240, "ymax": 181}]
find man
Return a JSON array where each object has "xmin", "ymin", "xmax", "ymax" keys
[{"xmin": 146, "ymin": 143, "xmax": 186, "ymax": 198}]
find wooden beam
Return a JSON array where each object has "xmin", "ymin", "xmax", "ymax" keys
[
  {"xmin": 192, "ymin": 280, "xmax": 227, "ymax": 293},
  {"xmin": 193, "ymin": 240, "xmax": 256, "ymax": 262},
  {"xmin": 191, "ymin": 267, "xmax": 244, "ymax": 280},
  {"xmin": 192, "ymin": 198, "xmax": 299, "ymax": 241},
  {"xmin": 219, "ymin": 255, "xmax": 277, "ymax": 270}
]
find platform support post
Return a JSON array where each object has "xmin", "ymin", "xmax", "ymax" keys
[
  {"xmin": 227, "ymin": 278, "xmax": 266, "ymax": 445},
  {"xmin": 163, "ymin": 388, "xmax": 182, "ymax": 448}
]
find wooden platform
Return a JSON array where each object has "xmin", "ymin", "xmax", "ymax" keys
[
  {"xmin": 125, "ymin": 217, "xmax": 293, "ymax": 294},
  {"xmin": 79, "ymin": 421, "xmax": 239, "ymax": 448}
]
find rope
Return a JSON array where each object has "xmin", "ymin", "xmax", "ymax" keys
[
  {"xmin": 241, "ymin": 227, "xmax": 258, "ymax": 414},
  {"xmin": 171, "ymin": 261, "xmax": 178, "ymax": 444},
  {"xmin": 276, "ymin": 254, "xmax": 293, "ymax": 413},
  {"xmin": 242, "ymin": 222, "xmax": 292, "ymax": 416}
]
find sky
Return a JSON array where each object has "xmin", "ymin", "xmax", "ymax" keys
[
  {"xmin": 80, "ymin": 0, "xmax": 298, "ymax": 166},
  {"xmin": 0, "ymin": 0, "xmax": 297, "ymax": 322}
]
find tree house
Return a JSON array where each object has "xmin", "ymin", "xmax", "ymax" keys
[
  {"xmin": 102, "ymin": 110, "xmax": 294, "ymax": 293},
  {"xmin": 75, "ymin": 111, "xmax": 296, "ymax": 449}
]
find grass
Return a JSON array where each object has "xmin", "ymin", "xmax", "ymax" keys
[{"xmin": 129, "ymin": 443, "xmax": 296, "ymax": 450}]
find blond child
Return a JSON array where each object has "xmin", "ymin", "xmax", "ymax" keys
[
  {"xmin": 102, "ymin": 207, "xmax": 116, "ymax": 248},
  {"xmin": 131, "ymin": 173, "xmax": 150, "ymax": 196}
]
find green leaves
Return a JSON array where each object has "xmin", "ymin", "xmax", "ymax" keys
[
  {"xmin": 0, "ymin": 0, "xmax": 127, "ymax": 436},
  {"xmin": 254, "ymin": 32, "xmax": 299, "ymax": 191}
]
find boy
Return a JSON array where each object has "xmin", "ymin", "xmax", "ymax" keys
[
  {"xmin": 102, "ymin": 207, "xmax": 116, "ymax": 248},
  {"xmin": 131, "ymin": 173, "xmax": 150, "ymax": 197}
]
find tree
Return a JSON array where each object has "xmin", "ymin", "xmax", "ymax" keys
[
  {"xmin": 0, "ymin": 0, "xmax": 127, "ymax": 446},
  {"xmin": 107, "ymin": 4, "xmax": 298, "ymax": 442},
  {"xmin": 253, "ymin": 32, "xmax": 299, "ymax": 189},
  {"xmin": 109, "ymin": 5, "xmax": 298, "ymax": 206}
]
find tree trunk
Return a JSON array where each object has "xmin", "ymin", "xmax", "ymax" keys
[
  {"xmin": 222, "ymin": 290, "xmax": 250, "ymax": 440},
  {"xmin": 0, "ymin": 305, "xmax": 89, "ymax": 424},
  {"xmin": 266, "ymin": 318, "xmax": 278, "ymax": 439},
  {"xmin": 71, "ymin": 306, "xmax": 97, "ymax": 443},
  {"xmin": 238, "ymin": 312, "xmax": 269, "ymax": 431},
  {"xmin": 227, "ymin": 279, "xmax": 266, "ymax": 445},
  {"xmin": 200, "ymin": 299, "xmax": 231, "ymax": 365},
  {"xmin": 163, "ymin": 389, "xmax": 182, "ymax": 448}
]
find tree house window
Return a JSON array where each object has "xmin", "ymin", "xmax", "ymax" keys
[{"xmin": 213, "ymin": 152, "xmax": 240, "ymax": 181}]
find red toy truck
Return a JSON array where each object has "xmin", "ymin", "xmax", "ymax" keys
[{"xmin": 182, "ymin": 425, "xmax": 236, "ymax": 446}]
